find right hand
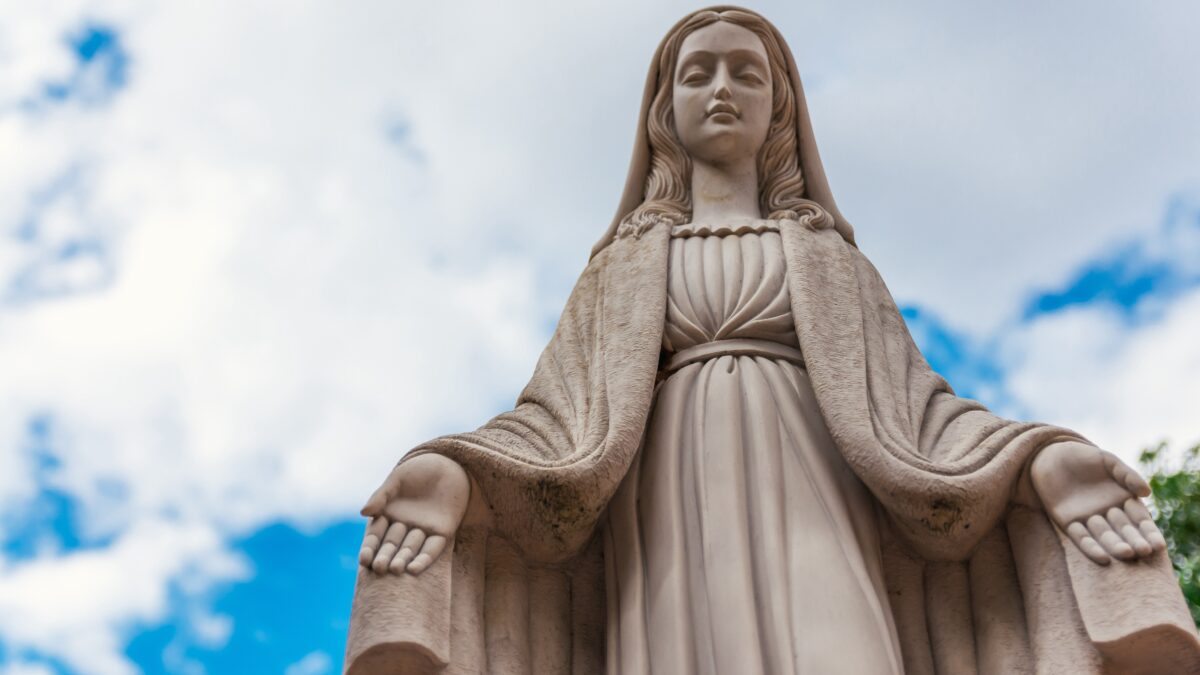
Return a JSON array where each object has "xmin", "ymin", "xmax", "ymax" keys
[{"xmin": 358, "ymin": 453, "xmax": 470, "ymax": 576}]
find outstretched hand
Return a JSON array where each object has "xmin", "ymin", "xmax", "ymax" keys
[
  {"xmin": 1031, "ymin": 440, "xmax": 1167, "ymax": 565},
  {"xmin": 358, "ymin": 453, "xmax": 470, "ymax": 576}
]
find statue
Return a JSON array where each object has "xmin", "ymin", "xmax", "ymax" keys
[{"xmin": 345, "ymin": 7, "xmax": 1200, "ymax": 674}]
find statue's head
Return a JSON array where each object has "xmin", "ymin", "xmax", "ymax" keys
[{"xmin": 619, "ymin": 8, "xmax": 819, "ymax": 237}]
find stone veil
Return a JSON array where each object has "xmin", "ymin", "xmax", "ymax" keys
[{"xmin": 346, "ymin": 7, "xmax": 1200, "ymax": 674}]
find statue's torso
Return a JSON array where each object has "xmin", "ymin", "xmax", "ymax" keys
[
  {"xmin": 663, "ymin": 220, "xmax": 798, "ymax": 351},
  {"xmin": 602, "ymin": 219, "xmax": 903, "ymax": 675}
]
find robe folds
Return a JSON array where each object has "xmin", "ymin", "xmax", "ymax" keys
[{"xmin": 345, "ymin": 221, "xmax": 1200, "ymax": 674}]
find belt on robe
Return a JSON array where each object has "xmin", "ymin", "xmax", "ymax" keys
[{"xmin": 662, "ymin": 338, "xmax": 805, "ymax": 374}]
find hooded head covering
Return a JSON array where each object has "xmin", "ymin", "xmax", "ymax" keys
[{"xmin": 591, "ymin": 5, "xmax": 855, "ymax": 258}]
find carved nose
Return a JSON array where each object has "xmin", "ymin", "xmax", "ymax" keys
[{"xmin": 714, "ymin": 84, "xmax": 732, "ymax": 101}]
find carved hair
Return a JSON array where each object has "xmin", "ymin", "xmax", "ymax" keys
[{"xmin": 618, "ymin": 9, "xmax": 833, "ymax": 239}]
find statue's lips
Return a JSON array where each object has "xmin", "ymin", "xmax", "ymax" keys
[
  {"xmin": 706, "ymin": 111, "xmax": 739, "ymax": 124},
  {"xmin": 706, "ymin": 103, "xmax": 740, "ymax": 120}
]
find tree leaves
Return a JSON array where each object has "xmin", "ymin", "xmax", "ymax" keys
[{"xmin": 1141, "ymin": 441, "xmax": 1200, "ymax": 626}]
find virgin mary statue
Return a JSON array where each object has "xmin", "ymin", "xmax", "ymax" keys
[{"xmin": 345, "ymin": 7, "xmax": 1200, "ymax": 674}]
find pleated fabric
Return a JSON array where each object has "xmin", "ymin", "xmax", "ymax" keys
[{"xmin": 604, "ymin": 221, "xmax": 904, "ymax": 675}]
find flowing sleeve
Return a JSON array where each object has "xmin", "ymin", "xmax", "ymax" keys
[
  {"xmin": 851, "ymin": 244, "xmax": 1090, "ymax": 559},
  {"xmin": 784, "ymin": 228, "xmax": 1200, "ymax": 674},
  {"xmin": 404, "ymin": 231, "xmax": 669, "ymax": 563},
  {"xmin": 784, "ymin": 226, "xmax": 1086, "ymax": 561},
  {"xmin": 346, "ymin": 234, "xmax": 675, "ymax": 674}
]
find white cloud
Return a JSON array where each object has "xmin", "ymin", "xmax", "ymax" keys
[
  {"xmin": 285, "ymin": 651, "xmax": 332, "ymax": 675},
  {"xmin": 1002, "ymin": 286, "xmax": 1200, "ymax": 468},
  {"xmin": 0, "ymin": 518, "xmax": 247, "ymax": 675},
  {"xmin": 2, "ymin": 2, "xmax": 556, "ymax": 666},
  {"xmin": 0, "ymin": 1, "xmax": 554, "ymax": 529},
  {"xmin": 788, "ymin": 2, "xmax": 1200, "ymax": 331},
  {"xmin": 992, "ymin": 197, "xmax": 1200, "ymax": 466}
]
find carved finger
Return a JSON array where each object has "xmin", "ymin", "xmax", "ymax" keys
[
  {"xmin": 1122, "ymin": 498, "xmax": 1167, "ymax": 552},
  {"xmin": 1067, "ymin": 521, "xmax": 1110, "ymax": 565},
  {"xmin": 1087, "ymin": 514, "xmax": 1134, "ymax": 560},
  {"xmin": 372, "ymin": 539, "xmax": 400, "ymax": 574},
  {"xmin": 407, "ymin": 534, "xmax": 448, "ymax": 575},
  {"xmin": 372, "ymin": 522, "xmax": 408, "ymax": 573},
  {"xmin": 361, "ymin": 465, "xmax": 404, "ymax": 516},
  {"xmin": 1124, "ymin": 472, "xmax": 1152, "ymax": 499},
  {"xmin": 360, "ymin": 485, "xmax": 390, "ymax": 517},
  {"xmin": 382, "ymin": 521, "xmax": 408, "ymax": 547},
  {"xmin": 1102, "ymin": 452, "xmax": 1132, "ymax": 490},
  {"xmin": 1103, "ymin": 452, "xmax": 1151, "ymax": 498},
  {"xmin": 391, "ymin": 528, "xmax": 427, "ymax": 573},
  {"xmin": 358, "ymin": 516, "xmax": 388, "ymax": 567},
  {"xmin": 1139, "ymin": 519, "xmax": 1168, "ymax": 552},
  {"xmin": 1124, "ymin": 496, "xmax": 1153, "ymax": 522},
  {"xmin": 387, "ymin": 524, "xmax": 418, "ymax": 574},
  {"xmin": 1106, "ymin": 507, "xmax": 1152, "ymax": 557}
]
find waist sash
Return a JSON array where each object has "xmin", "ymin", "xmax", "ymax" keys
[{"xmin": 662, "ymin": 338, "xmax": 805, "ymax": 374}]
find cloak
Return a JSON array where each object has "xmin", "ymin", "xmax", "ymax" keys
[{"xmin": 346, "ymin": 7, "xmax": 1200, "ymax": 674}]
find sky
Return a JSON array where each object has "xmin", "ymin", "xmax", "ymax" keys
[{"xmin": 0, "ymin": 1, "xmax": 1198, "ymax": 672}]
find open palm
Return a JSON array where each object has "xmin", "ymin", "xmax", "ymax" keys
[
  {"xmin": 358, "ymin": 453, "xmax": 470, "ymax": 576},
  {"xmin": 1031, "ymin": 440, "xmax": 1167, "ymax": 565}
]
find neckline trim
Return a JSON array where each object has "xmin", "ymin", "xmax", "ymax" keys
[{"xmin": 670, "ymin": 219, "xmax": 781, "ymax": 238}]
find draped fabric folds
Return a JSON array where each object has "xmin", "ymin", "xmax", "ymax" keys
[
  {"xmin": 345, "ymin": 223, "xmax": 1200, "ymax": 674},
  {"xmin": 603, "ymin": 224, "xmax": 903, "ymax": 674}
]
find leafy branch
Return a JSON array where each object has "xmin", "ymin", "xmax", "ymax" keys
[{"xmin": 1140, "ymin": 441, "xmax": 1200, "ymax": 626}]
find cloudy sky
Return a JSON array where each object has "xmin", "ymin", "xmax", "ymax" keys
[{"xmin": 1, "ymin": 1, "xmax": 1198, "ymax": 672}]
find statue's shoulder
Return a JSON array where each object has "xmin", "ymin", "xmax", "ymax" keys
[{"xmin": 589, "ymin": 224, "xmax": 671, "ymax": 269}]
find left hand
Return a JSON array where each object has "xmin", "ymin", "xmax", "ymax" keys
[{"xmin": 1031, "ymin": 440, "xmax": 1167, "ymax": 565}]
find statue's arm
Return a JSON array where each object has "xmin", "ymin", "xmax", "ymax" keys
[
  {"xmin": 356, "ymin": 253, "xmax": 617, "ymax": 571},
  {"xmin": 844, "ymin": 244, "xmax": 1166, "ymax": 565},
  {"xmin": 904, "ymin": 365, "xmax": 1167, "ymax": 567}
]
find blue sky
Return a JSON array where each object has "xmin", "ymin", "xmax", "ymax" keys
[{"xmin": 1, "ymin": 2, "xmax": 1199, "ymax": 673}]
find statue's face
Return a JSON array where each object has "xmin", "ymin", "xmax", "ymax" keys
[{"xmin": 672, "ymin": 22, "xmax": 773, "ymax": 166}]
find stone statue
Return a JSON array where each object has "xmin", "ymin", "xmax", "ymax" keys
[{"xmin": 345, "ymin": 7, "xmax": 1200, "ymax": 674}]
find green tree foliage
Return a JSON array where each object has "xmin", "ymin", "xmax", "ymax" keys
[{"xmin": 1140, "ymin": 441, "xmax": 1200, "ymax": 626}]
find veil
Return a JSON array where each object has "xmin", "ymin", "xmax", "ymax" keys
[{"xmin": 591, "ymin": 5, "xmax": 856, "ymax": 258}]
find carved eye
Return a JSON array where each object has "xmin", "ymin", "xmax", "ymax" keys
[
  {"xmin": 680, "ymin": 69, "xmax": 710, "ymax": 85},
  {"xmin": 737, "ymin": 70, "xmax": 766, "ymax": 85}
]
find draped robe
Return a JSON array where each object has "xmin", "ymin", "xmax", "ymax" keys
[{"xmin": 345, "ymin": 221, "xmax": 1200, "ymax": 674}]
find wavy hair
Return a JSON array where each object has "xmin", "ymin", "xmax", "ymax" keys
[{"xmin": 617, "ymin": 9, "xmax": 833, "ymax": 239}]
